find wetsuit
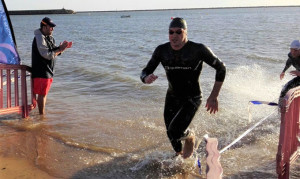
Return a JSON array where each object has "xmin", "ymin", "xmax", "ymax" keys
[
  {"xmin": 141, "ymin": 41, "xmax": 226, "ymax": 152},
  {"xmin": 32, "ymin": 29, "xmax": 60, "ymax": 79},
  {"xmin": 280, "ymin": 53, "xmax": 300, "ymax": 98}
]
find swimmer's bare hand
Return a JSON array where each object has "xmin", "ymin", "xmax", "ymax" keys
[
  {"xmin": 144, "ymin": 74, "xmax": 158, "ymax": 84},
  {"xmin": 205, "ymin": 97, "xmax": 218, "ymax": 114},
  {"xmin": 67, "ymin": 41, "xmax": 73, "ymax": 48},
  {"xmin": 290, "ymin": 70, "xmax": 300, "ymax": 77}
]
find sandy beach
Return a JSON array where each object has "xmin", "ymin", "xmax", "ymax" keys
[
  {"xmin": 0, "ymin": 156, "xmax": 55, "ymax": 179},
  {"xmin": 0, "ymin": 123, "xmax": 90, "ymax": 178}
]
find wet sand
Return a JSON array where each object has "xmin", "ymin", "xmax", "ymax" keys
[
  {"xmin": 0, "ymin": 156, "xmax": 55, "ymax": 179},
  {"xmin": 0, "ymin": 129, "xmax": 104, "ymax": 178}
]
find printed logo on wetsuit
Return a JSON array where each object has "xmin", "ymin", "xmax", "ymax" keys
[{"xmin": 164, "ymin": 66, "xmax": 192, "ymax": 70}]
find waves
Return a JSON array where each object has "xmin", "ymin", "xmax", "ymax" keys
[{"xmin": 247, "ymin": 54, "xmax": 284, "ymax": 63}]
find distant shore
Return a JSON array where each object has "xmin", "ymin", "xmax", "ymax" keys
[
  {"xmin": 7, "ymin": 5, "xmax": 300, "ymax": 15},
  {"xmin": 8, "ymin": 8, "xmax": 75, "ymax": 15},
  {"xmin": 76, "ymin": 5, "xmax": 300, "ymax": 13}
]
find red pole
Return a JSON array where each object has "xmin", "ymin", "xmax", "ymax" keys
[
  {"xmin": 14, "ymin": 69, "xmax": 19, "ymax": 106},
  {"xmin": 6, "ymin": 69, "xmax": 11, "ymax": 108},
  {"xmin": 21, "ymin": 67, "xmax": 28, "ymax": 118}
]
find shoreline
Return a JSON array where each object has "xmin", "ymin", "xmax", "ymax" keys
[{"xmin": 1, "ymin": 124, "xmax": 299, "ymax": 178}]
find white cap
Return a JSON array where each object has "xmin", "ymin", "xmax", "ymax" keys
[{"xmin": 290, "ymin": 40, "xmax": 300, "ymax": 49}]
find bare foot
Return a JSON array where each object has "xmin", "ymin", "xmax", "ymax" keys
[
  {"xmin": 183, "ymin": 135, "xmax": 195, "ymax": 159},
  {"xmin": 176, "ymin": 151, "xmax": 183, "ymax": 155},
  {"xmin": 175, "ymin": 151, "xmax": 183, "ymax": 158}
]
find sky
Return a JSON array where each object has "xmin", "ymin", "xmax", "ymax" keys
[{"xmin": 5, "ymin": 0, "xmax": 300, "ymax": 12}]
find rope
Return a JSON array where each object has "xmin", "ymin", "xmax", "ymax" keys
[
  {"xmin": 219, "ymin": 109, "xmax": 276, "ymax": 154},
  {"xmin": 248, "ymin": 100, "xmax": 278, "ymax": 122},
  {"xmin": 196, "ymin": 100, "xmax": 278, "ymax": 174}
]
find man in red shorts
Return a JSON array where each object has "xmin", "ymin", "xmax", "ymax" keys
[{"xmin": 31, "ymin": 17, "xmax": 72, "ymax": 114}]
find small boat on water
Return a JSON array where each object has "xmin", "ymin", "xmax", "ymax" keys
[{"xmin": 121, "ymin": 15, "xmax": 130, "ymax": 18}]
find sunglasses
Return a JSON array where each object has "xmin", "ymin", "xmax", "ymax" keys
[{"xmin": 169, "ymin": 29, "xmax": 183, "ymax": 35}]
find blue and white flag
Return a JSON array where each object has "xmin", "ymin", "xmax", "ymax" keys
[
  {"xmin": 249, "ymin": 100, "xmax": 278, "ymax": 106},
  {"xmin": 0, "ymin": 0, "xmax": 20, "ymax": 64}
]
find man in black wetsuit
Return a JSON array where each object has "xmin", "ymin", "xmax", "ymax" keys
[
  {"xmin": 279, "ymin": 40, "xmax": 300, "ymax": 98},
  {"xmin": 140, "ymin": 17, "xmax": 226, "ymax": 159}
]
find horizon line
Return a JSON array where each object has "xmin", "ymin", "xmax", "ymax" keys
[{"xmin": 8, "ymin": 5, "xmax": 300, "ymax": 13}]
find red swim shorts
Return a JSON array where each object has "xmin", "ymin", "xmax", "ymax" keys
[{"xmin": 33, "ymin": 78, "xmax": 53, "ymax": 96}]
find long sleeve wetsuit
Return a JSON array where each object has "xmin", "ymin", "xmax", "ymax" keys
[
  {"xmin": 280, "ymin": 53, "xmax": 300, "ymax": 98},
  {"xmin": 141, "ymin": 41, "xmax": 226, "ymax": 152}
]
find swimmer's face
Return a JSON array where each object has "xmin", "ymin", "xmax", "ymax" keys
[
  {"xmin": 169, "ymin": 27, "xmax": 187, "ymax": 51},
  {"xmin": 290, "ymin": 48, "xmax": 300, "ymax": 58}
]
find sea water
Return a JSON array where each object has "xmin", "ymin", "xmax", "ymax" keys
[{"xmin": 0, "ymin": 6, "xmax": 300, "ymax": 178}]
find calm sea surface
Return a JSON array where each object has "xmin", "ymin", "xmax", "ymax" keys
[{"xmin": 1, "ymin": 6, "xmax": 300, "ymax": 178}]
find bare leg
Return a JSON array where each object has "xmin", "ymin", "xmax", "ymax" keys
[
  {"xmin": 33, "ymin": 94, "xmax": 37, "ymax": 108},
  {"xmin": 37, "ymin": 94, "xmax": 47, "ymax": 115},
  {"xmin": 182, "ymin": 135, "xmax": 195, "ymax": 159}
]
